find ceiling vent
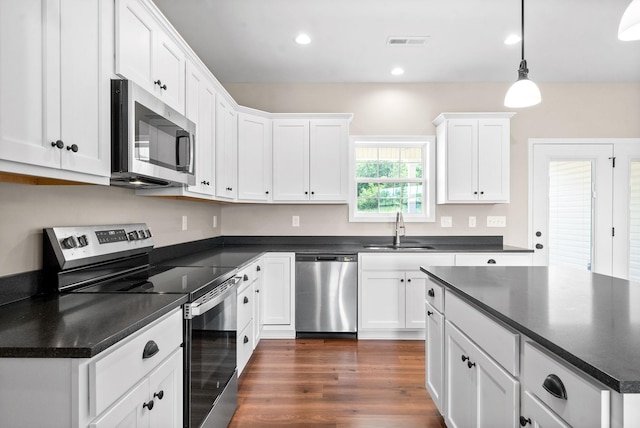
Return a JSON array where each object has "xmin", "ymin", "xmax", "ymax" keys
[{"xmin": 386, "ymin": 36, "xmax": 429, "ymax": 46}]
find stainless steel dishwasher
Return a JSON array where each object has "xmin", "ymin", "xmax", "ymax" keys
[{"xmin": 295, "ymin": 253, "xmax": 358, "ymax": 337}]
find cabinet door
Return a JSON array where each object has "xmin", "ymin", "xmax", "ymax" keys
[
  {"xmin": 153, "ymin": 30, "xmax": 185, "ymax": 113},
  {"xmin": 90, "ymin": 380, "xmax": 149, "ymax": 428},
  {"xmin": 215, "ymin": 95, "xmax": 237, "ymax": 199},
  {"xmin": 405, "ymin": 273, "xmax": 427, "ymax": 328},
  {"xmin": 445, "ymin": 321, "xmax": 476, "ymax": 428},
  {"xmin": 521, "ymin": 391, "xmax": 571, "ymax": 428},
  {"xmin": 262, "ymin": 254, "xmax": 293, "ymax": 325},
  {"xmin": 309, "ymin": 119, "xmax": 348, "ymax": 201},
  {"xmin": 148, "ymin": 350, "xmax": 183, "ymax": 428},
  {"xmin": 238, "ymin": 113, "xmax": 272, "ymax": 201},
  {"xmin": 253, "ymin": 266, "xmax": 263, "ymax": 347},
  {"xmin": 446, "ymin": 119, "xmax": 478, "ymax": 201},
  {"xmin": 115, "ymin": 0, "xmax": 154, "ymax": 92},
  {"xmin": 425, "ymin": 302, "xmax": 445, "ymax": 415},
  {"xmin": 59, "ymin": 0, "xmax": 110, "ymax": 177},
  {"xmin": 0, "ymin": 0, "xmax": 59, "ymax": 169},
  {"xmin": 446, "ymin": 320, "xmax": 519, "ymax": 428},
  {"xmin": 477, "ymin": 119, "xmax": 509, "ymax": 202},
  {"xmin": 360, "ymin": 271, "xmax": 405, "ymax": 329},
  {"xmin": 185, "ymin": 63, "xmax": 215, "ymax": 196},
  {"xmin": 272, "ymin": 120, "xmax": 309, "ymax": 201}
]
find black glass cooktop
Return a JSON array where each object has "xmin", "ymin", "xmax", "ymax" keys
[{"xmin": 70, "ymin": 265, "xmax": 237, "ymax": 301}]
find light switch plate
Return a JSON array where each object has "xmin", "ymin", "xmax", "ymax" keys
[
  {"xmin": 441, "ymin": 216, "xmax": 453, "ymax": 228},
  {"xmin": 213, "ymin": 215, "xmax": 217, "ymax": 228},
  {"xmin": 292, "ymin": 215, "xmax": 300, "ymax": 227},
  {"xmin": 487, "ymin": 216, "xmax": 507, "ymax": 227},
  {"xmin": 182, "ymin": 215, "xmax": 188, "ymax": 231},
  {"xmin": 469, "ymin": 216, "xmax": 476, "ymax": 228}
]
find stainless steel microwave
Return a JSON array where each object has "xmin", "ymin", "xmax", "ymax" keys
[{"xmin": 110, "ymin": 79, "xmax": 196, "ymax": 188}]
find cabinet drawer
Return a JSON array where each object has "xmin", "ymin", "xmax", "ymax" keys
[
  {"xmin": 521, "ymin": 391, "xmax": 570, "ymax": 428},
  {"xmin": 90, "ymin": 309, "xmax": 182, "ymax": 417},
  {"xmin": 360, "ymin": 253, "xmax": 454, "ymax": 271},
  {"xmin": 425, "ymin": 278, "xmax": 444, "ymax": 312},
  {"xmin": 455, "ymin": 253, "xmax": 532, "ymax": 266},
  {"xmin": 522, "ymin": 341, "xmax": 610, "ymax": 427},
  {"xmin": 238, "ymin": 259, "xmax": 261, "ymax": 289},
  {"xmin": 237, "ymin": 284, "xmax": 253, "ymax": 332},
  {"xmin": 446, "ymin": 291, "xmax": 519, "ymax": 376},
  {"xmin": 237, "ymin": 322, "xmax": 254, "ymax": 376}
]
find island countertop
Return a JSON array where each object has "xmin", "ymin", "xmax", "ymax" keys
[{"xmin": 420, "ymin": 265, "xmax": 640, "ymax": 394}]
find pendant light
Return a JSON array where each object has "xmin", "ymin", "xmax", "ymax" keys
[
  {"xmin": 618, "ymin": 0, "xmax": 640, "ymax": 41},
  {"xmin": 504, "ymin": 0, "xmax": 541, "ymax": 108}
]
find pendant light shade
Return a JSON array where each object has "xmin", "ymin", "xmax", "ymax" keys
[
  {"xmin": 504, "ymin": 0, "xmax": 541, "ymax": 108},
  {"xmin": 504, "ymin": 60, "xmax": 541, "ymax": 108},
  {"xmin": 618, "ymin": 0, "xmax": 640, "ymax": 41}
]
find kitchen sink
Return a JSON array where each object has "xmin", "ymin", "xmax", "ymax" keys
[{"xmin": 363, "ymin": 244, "xmax": 435, "ymax": 250}]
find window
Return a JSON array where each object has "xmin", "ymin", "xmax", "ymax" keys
[{"xmin": 349, "ymin": 136, "xmax": 435, "ymax": 222}]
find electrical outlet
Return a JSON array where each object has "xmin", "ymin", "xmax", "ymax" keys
[
  {"xmin": 182, "ymin": 215, "xmax": 188, "ymax": 231},
  {"xmin": 292, "ymin": 215, "xmax": 300, "ymax": 227},
  {"xmin": 213, "ymin": 215, "xmax": 217, "ymax": 228},
  {"xmin": 440, "ymin": 216, "xmax": 453, "ymax": 228},
  {"xmin": 469, "ymin": 216, "xmax": 476, "ymax": 228},
  {"xmin": 487, "ymin": 216, "xmax": 507, "ymax": 227}
]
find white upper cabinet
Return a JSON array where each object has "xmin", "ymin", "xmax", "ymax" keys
[
  {"xmin": 433, "ymin": 112, "xmax": 515, "ymax": 204},
  {"xmin": 238, "ymin": 112, "xmax": 272, "ymax": 201},
  {"xmin": 215, "ymin": 94, "xmax": 238, "ymax": 200},
  {"xmin": 115, "ymin": 0, "xmax": 185, "ymax": 113},
  {"xmin": 185, "ymin": 61, "xmax": 215, "ymax": 197},
  {"xmin": 0, "ymin": 0, "xmax": 110, "ymax": 184},
  {"xmin": 272, "ymin": 118, "xmax": 350, "ymax": 202},
  {"xmin": 272, "ymin": 120, "xmax": 310, "ymax": 201}
]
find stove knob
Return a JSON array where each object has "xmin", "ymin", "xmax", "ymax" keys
[
  {"xmin": 128, "ymin": 231, "xmax": 137, "ymax": 241},
  {"xmin": 61, "ymin": 236, "xmax": 77, "ymax": 249},
  {"xmin": 138, "ymin": 230, "xmax": 145, "ymax": 239},
  {"xmin": 77, "ymin": 235, "xmax": 89, "ymax": 247},
  {"xmin": 145, "ymin": 229, "xmax": 152, "ymax": 238}
]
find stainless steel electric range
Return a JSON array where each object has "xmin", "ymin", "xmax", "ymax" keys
[{"xmin": 43, "ymin": 224, "xmax": 240, "ymax": 428}]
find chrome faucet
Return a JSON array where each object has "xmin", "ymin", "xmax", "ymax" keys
[{"xmin": 394, "ymin": 211, "xmax": 405, "ymax": 246}]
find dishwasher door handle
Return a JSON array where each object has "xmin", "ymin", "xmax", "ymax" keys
[{"xmin": 316, "ymin": 256, "xmax": 339, "ymax": 261}]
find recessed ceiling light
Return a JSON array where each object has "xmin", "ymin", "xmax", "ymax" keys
[
  {"xmin": 504, "ymin": 34, "xmax": 522, "ymax": 45},
  {"xmin": 391, "ymin": 67, "xmax": 405, "ymax": 76},
  {"xmin": 295, "ymin": 34, "xmax": 311, "ymax": 45}
]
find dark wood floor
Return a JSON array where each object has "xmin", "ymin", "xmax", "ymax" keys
[{"xmin": 229, "ymin": 339, "xmax": 447, "ymax": 428}]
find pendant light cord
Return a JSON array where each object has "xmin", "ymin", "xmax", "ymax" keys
[{"xmin": 521, "ymin": 0, "xmax": 525, "ymax": 61}]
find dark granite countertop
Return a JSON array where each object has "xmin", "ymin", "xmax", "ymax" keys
[
  {"xmin": 421, "ymin": 266, "xmax": 640, "ymax": 393},
  {"xmin": 0, "ymin": 293, "xmax": 187, "ymax": 358},
  {"xmin": 0, "ymin": 235, "xmax": 530, "ymax": 360}
]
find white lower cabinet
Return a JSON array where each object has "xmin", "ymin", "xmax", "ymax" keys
[
  {"xmin": 91, "ymin": 349, "xmax": 182, "ymax": 428},
  {"xmin": 0, "ymin": 308, "xmax": 182, "ymax": 428},
  {"xmin": 445, "ymin": 320, "xmax": 519, "ymax": 428},
  {"xmin": 425, "ymin": 301, "xmax": 445, "ymax": 414},
  {"xmin": 261, "ymin": 253, "xmax": 295, "ymax": 338},
  {"xmin": 455, "ymin": 252, "xmax": 533, "ymax": 266},
  {"xmin": 359, "ymin": 253, "xmax": 454, "ymax": 339},
  {"xmin": 521, "ymin": 341, "xmax": 610, "ymax": 428},
  {"xmin": 236, "ymin": 258, "xmax": 263, "ymax": 376},
  {"xmin": 520, "ymin": 391, "xmax": 571, "ymax": 428}
]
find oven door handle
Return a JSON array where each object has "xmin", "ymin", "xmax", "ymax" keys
[{"xmin": 185, "ymin": 276, "xmax": 241, "ymax": 319}]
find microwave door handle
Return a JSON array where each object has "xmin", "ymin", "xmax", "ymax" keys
[{"xmin": 175, "ymin": 131, "xmax": 190, "ymax": 171}]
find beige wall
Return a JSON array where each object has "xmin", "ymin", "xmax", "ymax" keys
[
  {"xmin": 0, "ymin": 183, "xmax": 221, "ymax": 276},
  {"xmin": 2, "ymin": 82, "xmax": 638, "ymax": 276},
  {"xmin": 222, "ymin": 82, "xmax": 640, "ymax": 247}
]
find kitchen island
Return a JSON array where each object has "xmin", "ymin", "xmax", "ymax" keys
[{"xmin": 422, "ymin": 265, "xmax": 640, "ymax": 428}]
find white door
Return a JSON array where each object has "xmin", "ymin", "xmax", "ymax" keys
[
  {"xmin": 360, "ymin": 271, "xmax": 405, "ymax": 329},
  {"xmin": 309, "ymin": 119, "xmax": 348, "ymax": 201},
  {"xmin": 530, "ymin": 142, "xmax": 614, "ymax": 275},
  {"xmin": 238, "ymin": 113, "xmax": 272, "ymax": 201}
]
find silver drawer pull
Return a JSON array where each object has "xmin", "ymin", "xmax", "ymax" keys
[{"xmin": 543, "ymin": 374, "xmax": 567, "ymax": 399}]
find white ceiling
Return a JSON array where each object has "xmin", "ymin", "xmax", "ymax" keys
[{"xmin": 153, "ymin": 0, "xmax": 640, "ymax": 83}]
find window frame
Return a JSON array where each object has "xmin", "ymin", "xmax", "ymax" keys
[{"xmin": 348, "ymin": 135, "xmax": 436, "ymax": 223}]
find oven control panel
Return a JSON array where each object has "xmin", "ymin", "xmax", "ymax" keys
[{"xmin": 44, "ymin": 224, "xmax": 154, "ymax": 269}]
